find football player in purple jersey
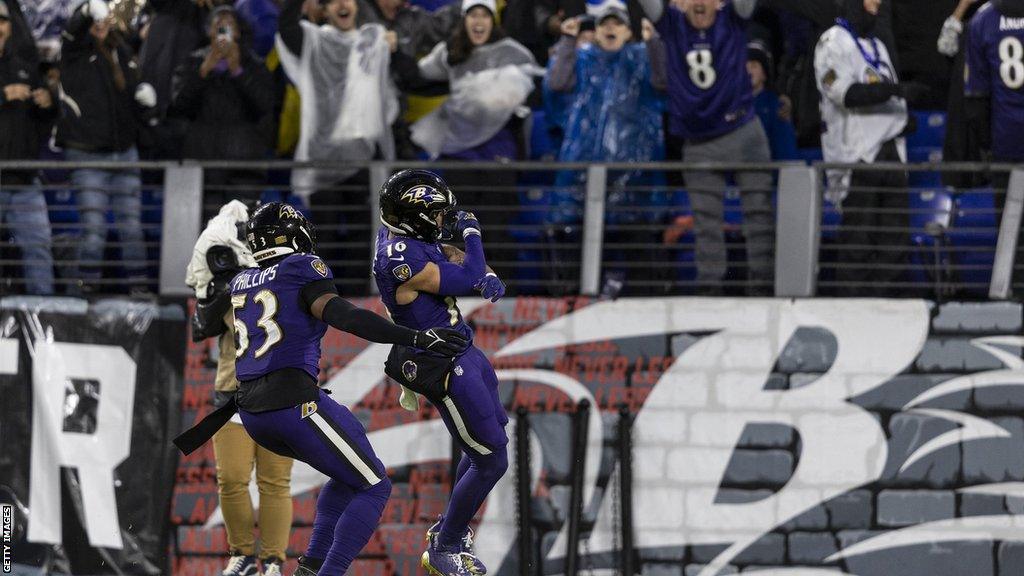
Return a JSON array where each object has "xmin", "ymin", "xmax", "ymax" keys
[
  {"xmin": 184, "ymin": 201, "xmax": 469, "ymax": 576},
  {"xmin": 372, "ymin": 169, "xmax": 507, "ymax": 575}
]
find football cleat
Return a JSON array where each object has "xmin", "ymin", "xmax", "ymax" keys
[
  {"xmin": 420, "ymin": 547, "xmax": 485, "ymax": 576},
  {"xmin": 221, "ymin": 553, "xmax": 260, "ymax": 576},
  {"xmin": 292, "ymin": 556, "xmax": 321, "ymax": 576},
  {"xmin": 424, "ymin": 517, "xmax": 486, "ymax": 574}
]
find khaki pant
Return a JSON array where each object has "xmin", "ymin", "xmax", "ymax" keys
[{"xmin": 212, "ymin": 421, "xmax": 293, "ymax": 560}]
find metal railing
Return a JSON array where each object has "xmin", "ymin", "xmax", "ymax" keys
[
  {"xmin": 0, "ymin": 162, "xmax": 168, "ymax": 296},
  {"xmin": 0, "ymin": 159, "xmax": 1020, "ymax": 300},
  {"xmin": 813, "ymin": 162, "xmax": 1012, "ymax": 299}
]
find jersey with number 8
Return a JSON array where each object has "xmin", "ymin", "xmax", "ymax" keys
[
  {"xmin": 654, "ymin": 0, "xmax": 754, "ymax": 141},
  {"xmin": 230, "ymin": 253, "xmax": 332, "ymax": 381},
  {"xmin": 966, "ymin": 2, "xmax": 1024, "ymax": 161},
  {"xmin": 372, "ymin": 227, "xmax": 474, "ymax": 344}
]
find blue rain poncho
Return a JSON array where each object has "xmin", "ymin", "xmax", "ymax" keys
[
  {"xmin": 552, "ymin": 40, "xmax": 663, "ymax": 163},
  {"xmin": 540, "ymin": 38, "xmax": 667, "ymax": 228}
]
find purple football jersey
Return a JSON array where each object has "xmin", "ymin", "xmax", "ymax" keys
[
  {"xmin": 372, "ymin": 228, "xmax": 474, "ymax": 341},
  {"xmin": 231, "ymin": 253, "xmax": 332, "ymax": 381},
  {"xmin": 655, "ymin": 1, "xmax": 754, "ymax": 141},
  {"xmin": 966, "ymin": 3, "xmax": 1024, "ymax": 161}
]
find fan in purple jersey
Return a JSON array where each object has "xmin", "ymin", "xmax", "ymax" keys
[
  {"xmin": 372, "ymin": 169, "xmax": 507, "ymax": 576},
  {"xmin": 637, "ymin": 0, "xmax": 775, "ymax": 295},
  {"xmin": 965, "ymin": 0, "xmax": 1024, "ymax": 165},
  {"xmin": 175, "ymin": 201, "xmax": 469, "ymax": 576}
]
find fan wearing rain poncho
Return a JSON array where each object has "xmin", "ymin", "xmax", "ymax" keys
[
  {"xmin": 275, "ymin": 0, "xmax": 399, "ymax": 198},
  {"xmin": 538, "ymin": 0, "xmax": 669, "ymax": 292},
  {"xmin": 399, "ymin": 0, "xmax": 539, "ymax": 161}
]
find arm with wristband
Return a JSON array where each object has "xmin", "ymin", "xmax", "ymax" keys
[{"xmin": 437, "ymin": 211, "xmax": 505, "ymax": 301}]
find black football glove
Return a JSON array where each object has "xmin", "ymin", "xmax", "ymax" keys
[{"xmin": 413, "ymin": 327, "xmax": 469, "ymax": 357}]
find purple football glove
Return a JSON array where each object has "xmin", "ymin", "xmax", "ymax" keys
[
  {"xmin": 474, "ymin": 273, "xmax": 505, "ymax": 302},
  {"xmin": 453, "ymin": 210, "xmax": 481, "ymax": 238}
]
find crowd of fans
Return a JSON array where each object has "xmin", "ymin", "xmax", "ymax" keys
[{"xmin": 0, "ymin": 0, "xmax": 1010, "ymax": 296}]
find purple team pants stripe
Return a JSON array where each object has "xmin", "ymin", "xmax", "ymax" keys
[
  {"xmin": 438, "ymin": 394, "xmax": 494, "ymax": 455},
  {"xmin": 305, "ymin": 412, "xmax": 383, "ymax": 486}
]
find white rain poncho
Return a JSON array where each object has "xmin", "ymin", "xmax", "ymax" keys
[
  {"xmin": 411, "ymin": 38, "xmax": 540, "ymax": 159},
  {"xmin": 184, "ymin": 200, "xmax": 257, "ymax": 298},
  {"xmin": 276, "ymin": 22, "xmax": 398, "ymax": 198}
]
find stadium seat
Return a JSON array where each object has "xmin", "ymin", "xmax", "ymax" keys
[
  {"xmin": 907, "ymin": 146, "xmax": 943, "ymax": 187},
  {"xmin": 908, "ymin": 188, "xmax": 953, "ymax": 287},
  {"xmin": 909, "ymin": 188, "xmax": 953, "ymax": 232},
  {"xmin": 44, "ymin": 187, "xmax": 79, "ymax": 229},
  {"xmin": 795, "ymin": 148, "xmax": 823, "ymax": 164},
  {"xmin": 906, "ymin": 110, "xmax": 947, "ymax": 150},
  {"xmin": 723, "ymin": 186, "xmax": 744, "ymax": 228},
  {"xmin": 948, "ymin": 188, "xmax": 999, "ymax": 290},
  {"xmin": 409, "ymin": 0, "xmax": 456, "ymax": 11},
  {"xmin": 528, "ymin": 109, "xmax": 558, "ymax": 161}
]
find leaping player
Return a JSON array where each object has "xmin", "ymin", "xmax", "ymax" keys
[{"xmin": 372, "ymin": 169, "xmax": 507, "ymax": 576}]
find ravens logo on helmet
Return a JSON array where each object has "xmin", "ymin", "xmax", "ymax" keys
[{"xmin": 379, "ymin": 169, "xmax": 456, "ymax": 242}]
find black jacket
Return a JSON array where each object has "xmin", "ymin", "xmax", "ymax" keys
[
  {"xmin": 56, "ymin": 8, "xmax": 145, "ymax": 153},
  {"xmin": 138, "ymin": 0, "xmax": 207, "ymax": 118},
  {"xmin": 168, "ymin": 47, "xmax": 275, "ymax": 161},
  {"xmin": 0, "ymin": 50, "xmax": 57, "ymax": 185}
]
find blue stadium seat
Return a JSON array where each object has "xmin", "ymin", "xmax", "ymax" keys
[
  {"xmin": 409, "ymin": 0, "xmax": 456, "ymax": 11},
  {"xmin": 908, "ymin": 188, "xmax": 951, "ymax": 286},
  {"xmin": 909, "ymin": 188, "xmax": 953, "ymax": 232},
  {"xmin": 528, "ymin": 109, "xmax": 558, "ymax": 161},
  {"xmin": 949, "ymin": 188, "xmax": 999, "ymax": 290},
  {"xmin": 796, "ymin": 148, "xmax": 823, "ymax": 163},
  {"xmin": 906, "ymin": 110, "xmax": 947, "ymax": 150},
  {"xmin": 141, "ymin": 188, "xmax": 163, "ymax": 227},
  {"xmin": 44, "ymin": 187, "xmax": 79, "ymax": 228},
  {"xmin": 950, "ymin": 188, "xmax": 999, "ymax": 240},
  {"xmin": 907, "ymin": 147, "xmax": 943, "ymax": 187}
]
